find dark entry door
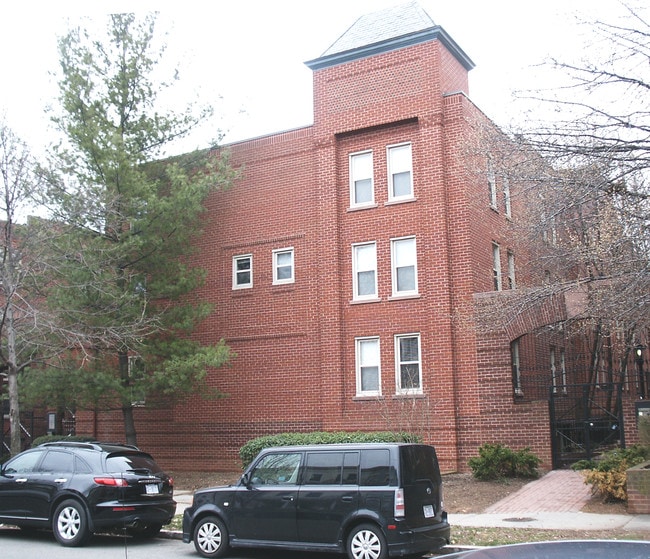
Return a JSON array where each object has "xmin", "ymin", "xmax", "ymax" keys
[{"xmin": 549, "ymin": 382, "xmax": 624, "ymax": 468}]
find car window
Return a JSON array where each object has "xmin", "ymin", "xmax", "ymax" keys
[
  {"xmin": 303, "ymin": 451, "xmax": 360, "ymax": 485},
  {"xmin": 39, "ymin": 450, "xmax": 74, "ymax": 473},
  {"xmin": 360, "ymin": 449, "xmax": 395, "ymax": 486},
  {"xmin": 250, "ymin": 452, "xmax": 301, "ymax": 486},
  {"xmin": 105, "ymin": 452, "xmax": 163, "ymax": 475},
  {"xmin": 304, "ymin": 452, "xmax": 344, "ymax": 485},
  {"xmin": 3, "ymin": 450, "xmax": 44, "ymax": 474}
]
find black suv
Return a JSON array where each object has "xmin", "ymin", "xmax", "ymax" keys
[
  {"xmin": 183, "ymin": 443, "xmax": 450, "ymax": 559},
  {"xmin": 0, "ymin": 441, "xmax": 175, "ymax": 546}
]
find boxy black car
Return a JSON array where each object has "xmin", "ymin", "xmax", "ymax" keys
[
  {"xmin": 183, "ymin": 442, "xmax": 450, "ymax": 559},
  {"xmin": 0, "ymin": 441, "xmax": 175, "ymax": 546}
]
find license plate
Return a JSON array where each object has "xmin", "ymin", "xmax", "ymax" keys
[
  {"xmin": 423, "ymin": 505, "xmax": 434, "ymax": 518},
  {"xmin": 145, "ymin": 483, "xmax": 160, "ymax": 495}
]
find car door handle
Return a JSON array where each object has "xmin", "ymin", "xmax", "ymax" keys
[
  {"xmin": 282, "ymin": 496, "xmax": 294, "ymax": 501},
  {"xmin": 341, "ymin": 496, "xmax": 354, "ymax": 502},
  {"xmin": 15, "ymin": 478, "xmax": 27, "ymax": 483},
  {"xmin": 55, "ymin": 478, "xmax": 68, "ymax": 483}
]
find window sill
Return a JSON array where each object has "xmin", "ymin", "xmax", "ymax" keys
[
  {"xmin": 347, "ymin": 203, "xmax": 378, "ymax": 212},
  {"xmin": 388, "ymin": 293, "xmax": 420, "ymax": 301},
  {"xmin": 393, "ymin": 392, "xmax": 425, "ymax": 399},
  {"xmin": 385, "ymin": 196, "xmax": 416, "ymax": 206},
  {"xmin": 350, "ymin": 297, "xmax": 382, "ymax": 304},
  {"xmin": 353, "ymin": 395, "xmax": 382, "ymax": 401}
]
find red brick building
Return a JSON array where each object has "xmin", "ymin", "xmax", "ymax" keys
[{"xmin": 75, "ymin": 3, "xmax": 644, "ymax": 473}]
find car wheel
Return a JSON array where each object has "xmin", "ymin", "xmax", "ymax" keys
[
  {"xmin": 193, "ymin": 515, "xmax": 229, "ymax": 558},
  {"xmin": 127, "ymin": 523, "xmax": 163, "ymax": 538},
  {"xmin": 347, "ymin": 523, "xmax": 387, "ymax": 559},
  {"xmin": 52, "ymin": 499, "xmax": 91, "ymax": 547}
]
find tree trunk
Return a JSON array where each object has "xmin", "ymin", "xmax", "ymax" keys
[
  {"xmin": 119, "ymin": 351, "xmax": 138, "ymax": 446},
  {"xmin": 6, "ymin": 305, "xmax": 21, "ymax": 455},
  {"xmin": 122, "ymin": 404, "xmax": 137, "ymax": 447}
]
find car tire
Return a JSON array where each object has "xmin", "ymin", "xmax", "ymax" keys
[
  {"xmin": 193, "ymin": 515, "xmax": 229, "ymax": 558},
  {"xmin": 52, "ymin": 499, "xmax": 91, "ymax": 547},
  {"xmin": 347, "ymin": 523, "xmax": 387, "ymax": 559}
]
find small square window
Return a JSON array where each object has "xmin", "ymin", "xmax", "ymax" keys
[
  {"xmin": 352, "ymin": 242, "xmax": 377, "ymax": 300},
  {"xmin": 388, "ymin": 143, "xmax": 413, "ymax": 201},
  {"xmin": 391, "ymin": 236, "xmax": 418, "ymax": 296},
  {"xmin": 233, "ymin": 254, "xmax": 252, "ymax": 289},
  {"xmin": 273, "ymin": 248, "xmax": 294, "ymax": 285},
  {"xmin": 356, "ymin": 337, "xmax": 381, "ymax": 396},
  {"xmin": 350, "ymin": 151, "xmax": 374, "ymax": 207},
  {"xmin": 395, "ymin": 334, "xmax": 422, "ymax": 394}
]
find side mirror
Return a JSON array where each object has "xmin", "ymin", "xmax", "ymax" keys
[{"xmin": 241, "ymin": 472, "xmax": 251, "ymax": 487}]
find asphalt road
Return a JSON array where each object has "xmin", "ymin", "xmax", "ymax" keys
[{"xmin": 0, "ymin": 526, "xmax": 347, "ymax": 559}]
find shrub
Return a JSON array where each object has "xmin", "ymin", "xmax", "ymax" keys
[
  {"xmin": 32, "ymin": 434, "xmax": 97, "ymax": 447},
  {"xmin": 239, "ymin": 431, "xmax": 420, "ymax": 467},
  {"xmin": 582, "ymin": 445, "xmax": 650, "ymax": 502},
  {"xmin": 468, "ymin": 443, "xmax": 541, "ymax": 481}
]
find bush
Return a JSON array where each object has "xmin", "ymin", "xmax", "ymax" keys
[
  {"xmin": 32, "ymin": 434, "xmax": 97, "ymax": 447},
  {"xmin": 468, "ymin": 443, "xmax": 541, "ymax": 481},
  {"xmin": 582, "ymin": 445, "xmax": 650, "ymax": 502},
  {"xmin": 239, "ymin": 431, "xmax": 420, "ymax": 467}
]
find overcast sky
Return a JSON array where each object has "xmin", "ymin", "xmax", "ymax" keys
[{"xmin": 0, "ymin": 0, "xmax": 642, "ymax": 154}]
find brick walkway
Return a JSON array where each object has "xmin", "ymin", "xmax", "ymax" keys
[{"xmin": 485, "ymin": 469, "xmax": 592, "ymax": 514}]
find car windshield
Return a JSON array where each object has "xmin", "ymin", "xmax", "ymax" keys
[{"xmin": 105, "ymin": 453, "xmax": 163, "ymax": 475}]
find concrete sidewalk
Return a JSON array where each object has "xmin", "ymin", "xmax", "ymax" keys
[{"xmin": 450, "ymin": 469, "xmax": 650, "ymax": 532}]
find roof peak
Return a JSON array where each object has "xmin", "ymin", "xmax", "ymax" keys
[{"xmin": 305, "ymin": 1, "xmax": 474, "ymax": 71}]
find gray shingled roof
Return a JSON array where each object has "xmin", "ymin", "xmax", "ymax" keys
[
  {"xmin": 305, "ymin": 1, "xmax": 474, "ymax": 72},
  {"xmin": 322, "ymin": 1, "xmax": 435, "ymax": 57}
]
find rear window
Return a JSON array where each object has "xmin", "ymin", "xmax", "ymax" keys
[
  {"xmin": 400, "ymin": 445, "xmax": 440, "ymax": 485},
  {"xmin": 105, "ymin": 452, "xmax": 163, "ymax": 475}
]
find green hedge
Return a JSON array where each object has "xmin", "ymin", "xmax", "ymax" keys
[
  {"xmin": 32, "ymin": 434, "xmax": 97, "ymax": 447},
  {"xmin": 239, "ymin": 431, "xmax": 421, "ymax": 467},
  {"xmin": 468, "ymin": 443, "xmax": 541, "ymax": 481}
]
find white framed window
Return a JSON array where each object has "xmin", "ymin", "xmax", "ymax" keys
[
  {"xmin": 273, "ymin": 248, "xmax": 294, "ymax": 285},
  {"xmin": 507, "ymin": 250, "xmax": 516, "ymax": 290},
  {"xmin": 356, "ymin": 337, "xmax": 381, "ymax": 396},
  {"xmin": 387, "ymin": 143, "xmax": 413, "ymax": 201},
  {"xmin": 492, "ymin": 242, "xmax": 502, "ymax": 291},
  {"xmin": 350, "ymin": 151, "xmax": 374, "ymax": 207},
  {"xmin": 391, "ymin": 236, "xmax": 418, "ymax": 296},
  {"xmin": 352, "ymin": 242, "xmax": 378, "ymax": 300},
  {"xmin": 233, "ymin": 254, "xmax": 252, "ymax": 289},
  {"xmin": 395, "ymin": 333, "xmax": 422, "ymax": 394},
  {"xmin": 503, "ymin": 175, "xmax": 511, "ymax": 217},
  {"xmin": 488, "ymin": 156, "xmax": 497, "ymax": 208}
]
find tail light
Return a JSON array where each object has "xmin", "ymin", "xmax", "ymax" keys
[
  {"xmin": 394, "ymin": 488, "xmax": 405, "ymax": 518},
  {"xmin": 94, "ymin": 476, "xmax": 128, "ymax": 487}
]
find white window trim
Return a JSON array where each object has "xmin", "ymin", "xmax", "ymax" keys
[
  {"xmin": 349, "ymin": 150, "xmax": 375, "ymax": 209},
  {"xmin": 387, "ymin": 142, "xmax": 414, "ymax": 202},
  {"xmin": 507, "ymin": 250, "xmax": 516, "ymax": 290},
  {"xmin": 391, "ymin": 236, "xmax": 418, "ymax": 297},
  {"xmin": 233, "ymin": 254, "xmax": 253, "ymax": 290},
  {"xmin": 503, "ymin": 175, "xmax": 511, "ymax": 218},
  {"xmin": 355, "ymin": 337, "xmax": 381, "ymax": 397},
  {"xmin": 352, "ymin": 241, "xmax": 378, "ymax": 301},
  {"xmin": 488, "ymin": 156, "xmax": 497, "ymax": 209},
  {"xmin": 273, "ymin": 247, "xmax": 294, "ymax": 285},
  {"xmin": 395, "ymin": 333, "xmax": 422, "ymax": 395},
  {"xmin": 492, "ymin": 242, "xmax": 502, "ymax": 291}
]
